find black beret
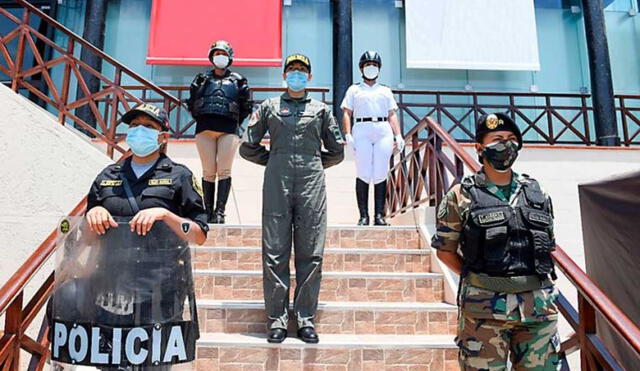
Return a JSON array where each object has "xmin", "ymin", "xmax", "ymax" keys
[{"xmin": 475, "ymin": 113, "xmax": 523, "ymax": 149}]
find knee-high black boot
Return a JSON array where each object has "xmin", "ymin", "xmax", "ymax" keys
[
  {"xmin": 374, "ymin": 180, "xmax": 389, "ymax": 226},
  {"xmin": 356, "ymin": 178, "xmax": 370, "ymax": 225},
  {"xmin": 202, "ymin": 179, "xmax": 215, "ymax": 223},
  {"xmin": 213, "ymin": 177, "xmax": 232, "ymax": 224}
]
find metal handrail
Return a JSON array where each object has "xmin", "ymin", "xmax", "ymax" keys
[{"xmin": 387, "ymin": 116, "xmax": 640, "ymax": 369}]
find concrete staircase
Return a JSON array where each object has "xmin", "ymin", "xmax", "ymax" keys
[{"xmin": 192, "ymin": 224, "xmax": 458, "ymax": 370}]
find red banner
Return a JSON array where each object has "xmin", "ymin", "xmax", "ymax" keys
[{"xmin": 146, "ymin": 0, "xmax": 282, "ymax": 67}]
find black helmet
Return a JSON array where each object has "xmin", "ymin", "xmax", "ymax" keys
[
  {"xmin": 359, "ymin": 51, "xmax": 382, "ymax": 69},
  {"xmin": 208, "ymin": 40, "xmax": 234, "ymax": 65}
]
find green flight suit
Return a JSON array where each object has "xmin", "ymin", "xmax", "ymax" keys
[{"xmin": 239, "ymin": 92, "xmax": 344, "ymax": 330}]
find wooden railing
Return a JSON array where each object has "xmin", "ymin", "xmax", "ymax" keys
[
  {"xmin": 387, "ymin": 116, "xmax": 640, "ymax": 370},
  {"xmin": 108, "ymin": 85, "xmax": 330, "ymax": 139},
  {"xmin": 0, "ymin": 200, "xmax": 87, "ymax": 371},
  {"xmin": 392, "ymin": 90, "xmax": 640, "ymax": 146},
  {"xmin": 0, "ymin": 0, "xmax": 181, "ymax": 158}
]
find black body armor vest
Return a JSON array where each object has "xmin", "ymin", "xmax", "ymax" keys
[
  {"xmin": 460, "ymin": 176, "xmax": 555, "ymax": 278},
  {"xmin": 191, "ymin": 72, "xmax": 243, "ymax": 122}
]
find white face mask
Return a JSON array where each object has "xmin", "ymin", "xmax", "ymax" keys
[
  {"xmin": 212, "ymin": 55, "xmax": 230, "ymax": 69},
  {"xmin": 363, "ymin": 65, "xmax": 379, "ymax": 80}
]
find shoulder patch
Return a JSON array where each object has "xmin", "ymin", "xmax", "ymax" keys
[
  {"xmin": 192, "ymin": 175, "xmax": 203, "ymax": 198},
  {"xmin": 248, "ymin": 109, "xmax": 260, "ymax": 127},
  {"xmin": 437, "ymin": 197, "xmax": 449, "ymax": 219}
]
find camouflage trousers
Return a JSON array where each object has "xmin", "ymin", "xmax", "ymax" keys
[{"xmin": 455, "ymin": 314, "xmax": 561, "ymax": 370}]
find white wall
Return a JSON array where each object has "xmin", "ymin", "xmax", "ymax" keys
[{"xmin": 0, "ymin": 84, "xmax": 112, "ymax": 287}]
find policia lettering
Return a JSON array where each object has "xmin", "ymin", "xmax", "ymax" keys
[
  {"xmin": 239, "ymin": 54, "xmax": 344, "ymax": 344},
  {"xmin": 431, "ymin": 113, "xmax": 561, "ymax": 370},
  {"xmin": 52, "ymin": 321, "xmax": 189, "ymax": 366}
]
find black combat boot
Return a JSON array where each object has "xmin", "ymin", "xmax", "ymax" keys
[
  {"xmin": 373, "ymin": 180, "xmax": 389, "ymax": 226},
  {"xmin": 212, "ymin": 177, "xmax": 231, "ymax": 224},
  {"xmin": 297, "ymin": 327, "xmax": 319, "ymax": 344},
  {"xmin": 356, "ymin": 178, "xmax": 370, "ymax": 225},
  {"xmin": 267, "ymin": 328, "xmax": 287, "ymax": 344},
  {"xmin": 202, "ymin": 179, "xmax": 215, "ymax": 224}
]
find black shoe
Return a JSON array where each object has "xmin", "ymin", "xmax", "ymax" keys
[
  {"xmin": 374, "ymin": 214, "xmax": 389, "ymax": 226},
  {"xmin": 267, "ymin": 328, "xmax": 287, "ymax": 343},
  {"xmin": 202, "ymin": 179, "xmax": 215, "ymax": 223},
  {"xmin": 356, "ymin": 178, "xmax": 370, "ymax": 226},
  {"xmin": 373, "ymin": 181, "xmax": 389, "ymax": 226},
  {"xmin": 213, "ymin": 178, "xmax": 231, "ymax": 224},
  {"xmin": 297, "ymin": 327, "xmax": 319, "ymax": 343}
]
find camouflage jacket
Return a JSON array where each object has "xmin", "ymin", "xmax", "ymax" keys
[{"xmin": 431, "ymin": 169, "xmax": 559, "ymax": 323}]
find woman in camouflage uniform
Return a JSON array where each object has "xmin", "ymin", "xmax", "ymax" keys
[{"xmin": 432, "ymin": 113, "xmax": 561, "ymax": 370}]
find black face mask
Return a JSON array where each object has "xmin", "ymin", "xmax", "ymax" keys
[{"xmin": 481, "ymin": 140, "xmax": 519, "ymax": 172}]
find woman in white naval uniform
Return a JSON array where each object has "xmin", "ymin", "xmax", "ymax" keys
[{"xmin": 341, "ymin": 51, "xmax": 405, "ymax": 226}]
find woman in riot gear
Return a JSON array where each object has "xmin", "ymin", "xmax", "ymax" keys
[
  {"xmin": 187, "ymin": 40, "xmax": 252, "ymax": 224},
  {"xmin": 50, "ymin": 103, "xmax": 209, "ymax": 370}
]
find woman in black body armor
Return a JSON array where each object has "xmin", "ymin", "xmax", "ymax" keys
[{"xmin": 187, "ymin": 40, "xmax": 252, "ymax": 224}]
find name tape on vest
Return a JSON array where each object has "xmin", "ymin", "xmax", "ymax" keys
[
  {"xmin": 100, "ymin": 180, "xmax": 123, "ymax": 187},
  {"xmin": 148, "ymin": 179, "xmax": 173, "ymax": 186},
  {"xmin": 478, "ymin": 211, "xmax": 506, "ymax": 225}
]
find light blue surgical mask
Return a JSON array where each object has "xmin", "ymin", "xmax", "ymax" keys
[
  {"xmin": 285, "ymin": 71, "xmax": 308, "ymax": 92},
  {"xmin": 126, "ymin": 125, "xmax": 160, "ymax": 157}
]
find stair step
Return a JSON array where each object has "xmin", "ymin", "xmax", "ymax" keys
[
  {"xmin": 195, "ymin": 333, "xmax": 458, "ymax": 370},
  {"xmin": 206, "ymin": 225, "xmax": 421, "ymax": 249},
  {"xmin": 197, "ymin": 300, "xmax": 457, "ymax": 335},
  {"xmin": 194, "ymin": 270, "xmax": 444, "ymax": 303},
  {"xmin": 193, "ymin": 246, "xmax": 431, "ymax": 272}
]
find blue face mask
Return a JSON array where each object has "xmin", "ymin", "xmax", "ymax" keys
[
  {"xmin": 285, "ymin": 71, "xmax": 308, "ymax": 92},
  {"xmin": 126, "ymin": 125, "xmax": 160, "ymax": 157}
]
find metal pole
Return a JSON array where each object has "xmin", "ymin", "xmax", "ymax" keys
[
  {"xmin": 76, "ymin": 0, "xmax": 108, "ymax": 132},
  {"xmin": 581, "ymin": 0, "xmax": 620, "ymax": 146},
  {"xmin": 332, "ymin": 0, "xmax": 352, "ymax": 127}
]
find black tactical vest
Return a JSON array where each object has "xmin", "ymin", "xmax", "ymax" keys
[
  {"xmin": 460, "ymin": 175, "xmax": 555, "ymax": 278},
  {"xmin": 191, "ymin": 72, "xmax": 243, "ymax": 122}
]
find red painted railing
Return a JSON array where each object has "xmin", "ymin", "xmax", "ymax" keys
[
  {"xmin": 392, "ymin": 90, "xmax": 640, "ymax": 147},
  {"xmin": 0, "ymin": 200, "xmax": 86, "ymax": 371},
  {"xmin": 0, "ymin": 0, "xmax": 181, "ymax": 158},
  {"xmin": 387, "ymin": 116, "xmax": 640, "ymax": 370}
]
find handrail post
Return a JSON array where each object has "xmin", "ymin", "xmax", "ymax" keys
[
  {"xmin": 398, "ymin": 91, "xmax": 405, "ymax": 135},
  {"xmin": 582, "ymin": 95, "xmax": 592, "ymax": 146},
  {"xmin": 618, "ymin": 96, "xmax": 629, "ymax": 146},
  {"xmin": 578, "ymin": 294, "xmax": 596, "ymax": 370},
  {"xmin": 4, "ymin": 293, "xmax": 23, "ymax": 371},
  {"xmin": 546, "ymin": 95, "xmax": 554, "ymax": 145},
  {"xmin": 11, "ymin": 9, "xmax": 29, "ymax": 92},
  {"xmin": 58, "ymin": 39, "xmax": 74, "ymax": 125},
  {"xmin": 107, "ymin": 68, "xmax": 122, "ymax": 158}
]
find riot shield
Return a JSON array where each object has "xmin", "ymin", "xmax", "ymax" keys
[{"xmin": 49, "ymin": 217, "xmax": 197, "ymax": 370}]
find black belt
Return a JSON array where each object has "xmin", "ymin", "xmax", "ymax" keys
[{"xmin": 355, "ymin": 117, "xmax": 387, "ymax": 123}]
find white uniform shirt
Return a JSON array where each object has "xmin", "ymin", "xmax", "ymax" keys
[{"xmin": 340, "ymin": 83, "xmax": 398, "ymax": 119}]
